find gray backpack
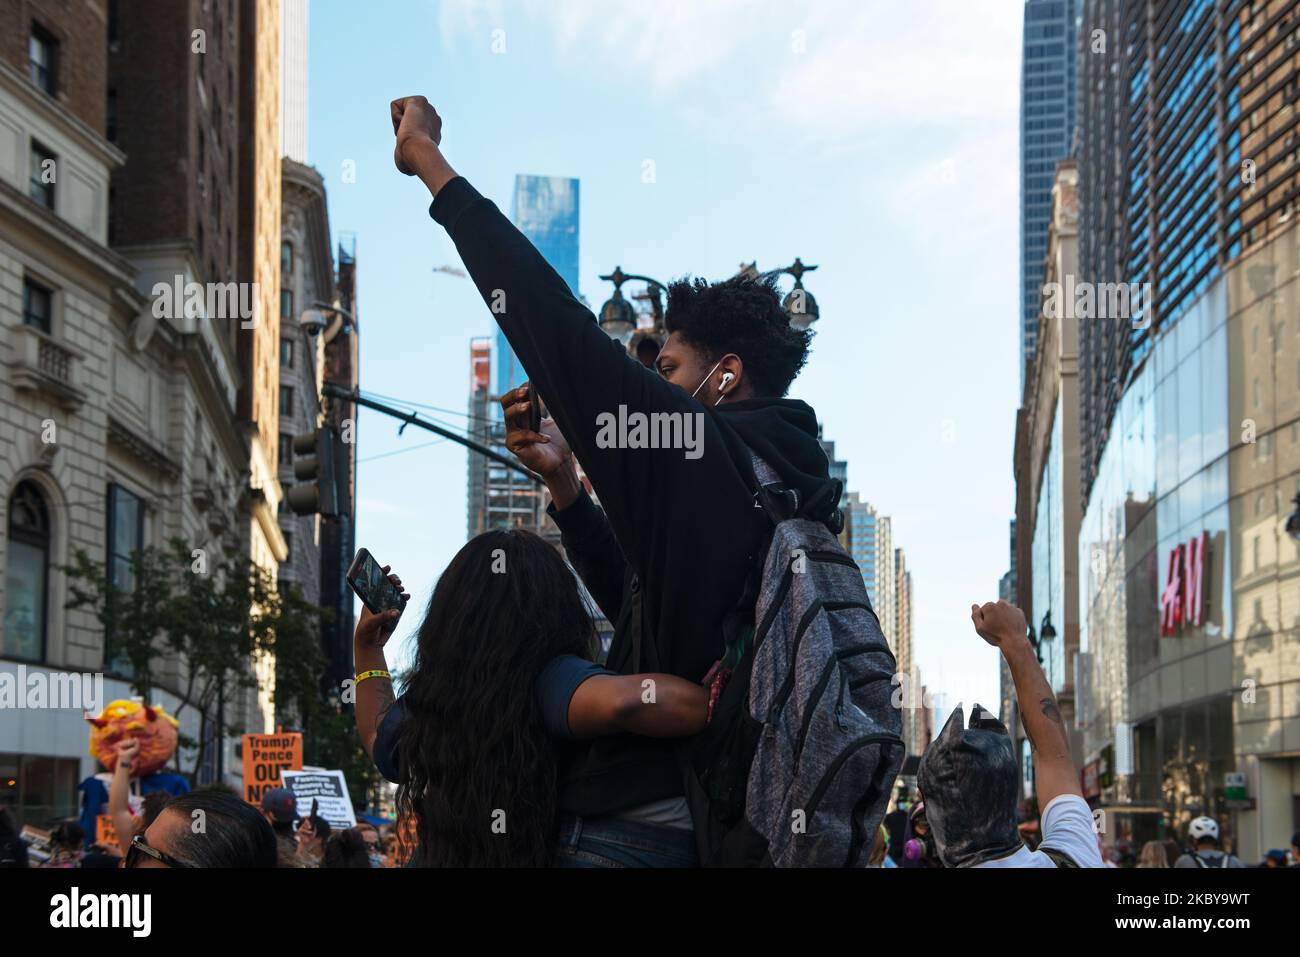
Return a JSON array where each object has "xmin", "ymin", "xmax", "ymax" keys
[{"xmin": 685, "ymin": 457, "xmax": 904, "ymax": 867}]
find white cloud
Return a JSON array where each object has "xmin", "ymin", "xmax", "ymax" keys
[
  {"xmin": 769, "ymin": 1, "xmax": 1021, "ymax": 132},
  {"xmin": 436, "ymin": 0, "xmax": 1022, "ymax": 135},
  {"xmin": 438, "ymin": 0, "xmax": 762, "ymax": 93}
]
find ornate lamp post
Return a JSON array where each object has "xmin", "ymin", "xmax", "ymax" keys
[{"xmin": 597, "ymin": 258, "xmax": 820, "ymax": 365}]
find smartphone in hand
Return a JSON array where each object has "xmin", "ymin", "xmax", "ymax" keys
[
  {"xmin": 525, "ymin": 381, "xmax": 544, "ymax": 434},
  {"xmin": 346, "ymin": 548, "xmax": 407, "ymax": 616}
]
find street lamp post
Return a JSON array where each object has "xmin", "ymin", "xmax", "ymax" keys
[{"xmin": 597, "ymin": 258, "xmax": 821, "ymax": 359}]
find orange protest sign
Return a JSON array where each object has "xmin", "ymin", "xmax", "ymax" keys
[
  {"xmin": 242, "ymin": 732, "xmax": 303, "ymax": 805},
  {"xmin": 94, "ymin": 814, "xmax": 120, "ymax": 849}
]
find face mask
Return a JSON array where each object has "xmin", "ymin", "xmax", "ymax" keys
[
  {"xmin": 691, "ymin": 359, "xmax": 726, "ymax": 406},
  {"xmin": 916, "ymin": 703, "xmax": 1022, "ymax": 868}
]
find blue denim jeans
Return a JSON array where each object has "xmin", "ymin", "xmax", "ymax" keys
[{"xmin": 554, "ymin": 813, "xmax": 698, "ymax": 868}]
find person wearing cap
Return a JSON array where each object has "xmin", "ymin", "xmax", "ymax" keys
[
  {"xmin": 1174, "ymin": 816, "xmax": 1244, "ymax": 868},
  {"xmin": 260, "ymin": 787, "xmax": 303, "ymax": 868}
]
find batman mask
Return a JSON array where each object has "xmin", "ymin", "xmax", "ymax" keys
[{"xmin": 916, "ymin": 702, "xmax": 1023, "ymax": 868}]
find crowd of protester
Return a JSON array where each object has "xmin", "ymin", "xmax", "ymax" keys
[
  {"xmin": 2, "ymin": 788, "xmax": 1296, "ymax": 869},
  {"xmin": 0, "ymin": 783, "xmax": 408, "ymax": 869}
]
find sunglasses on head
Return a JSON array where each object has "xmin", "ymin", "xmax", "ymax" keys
[{"xmin": 125, "ymin": 832, "xmax": 192, "ymax": 869}]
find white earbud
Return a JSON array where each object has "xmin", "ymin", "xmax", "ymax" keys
[{"xmin": 719, "ymin": 372, "xmax": 735, "ymax": 390}]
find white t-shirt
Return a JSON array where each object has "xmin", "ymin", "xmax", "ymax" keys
[{"xmin": 973, "ymin": 794, "xmax": 1104, "ymax": 868}]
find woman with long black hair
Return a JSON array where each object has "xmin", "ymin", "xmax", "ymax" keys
[{"xmin": 354, "ymin": 529, "xmax": 707, "ymax": 867}]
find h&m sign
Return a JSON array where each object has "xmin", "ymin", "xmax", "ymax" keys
[{"xmin": 1159, "ymin": 531, "xmax": 1207, "ymax": 637}]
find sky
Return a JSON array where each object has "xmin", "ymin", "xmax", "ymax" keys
[{"xmin": 307, "ymin": 0, "xmax": 1025, "ymax": 718}]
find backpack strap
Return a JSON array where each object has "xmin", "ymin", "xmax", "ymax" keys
[
  {"xmin": 750, "ymin": 454, "xmax": 800, "ymax": 526},
  {"xmin": 747, "ymin": 452, "xmax": 844, "ymax": 534},
  {"xmin": 1039, "ymin": 846, "xmax": 1079, "ymax": 868}
]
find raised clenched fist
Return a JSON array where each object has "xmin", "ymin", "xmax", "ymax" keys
[{"xmin": 390, "ymin": 96, "xmax": 442, "ymax": 175}]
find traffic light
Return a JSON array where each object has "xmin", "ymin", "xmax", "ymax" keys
[{"xmin": 285, "ymin": 427, "xmax": 338, "ymax": 516}]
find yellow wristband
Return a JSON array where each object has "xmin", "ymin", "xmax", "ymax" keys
[{"xmin": 355, "ymin": 669, "xmax": 391, "ymax": 685}]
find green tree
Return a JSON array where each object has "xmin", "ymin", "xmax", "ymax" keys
[{"xmin": 64, "ymin": 538, "xmax": 327, "ymax": 783}]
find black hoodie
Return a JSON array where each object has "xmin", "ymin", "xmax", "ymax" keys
[{"xmin": 430, "ymin": 178, "xmax": 838, "ymax": 814}]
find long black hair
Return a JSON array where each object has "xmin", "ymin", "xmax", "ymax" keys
[{"xmin": 396, "ymin": 529, "xmax": 596, "ymax": 867}]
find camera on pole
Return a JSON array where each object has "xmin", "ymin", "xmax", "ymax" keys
[{"xmin": 286, "ymin": 427, "xmax": 339, "ymax": 516}]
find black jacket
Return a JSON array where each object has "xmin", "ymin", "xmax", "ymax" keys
[{"xmin": 430, "ymin": 178, "xmax": 838, "ymax": 814}]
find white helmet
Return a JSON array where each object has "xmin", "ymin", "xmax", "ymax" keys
[{"xmin": 1188, "ymin": 816, "xmax": 1219, "ymax": 842}]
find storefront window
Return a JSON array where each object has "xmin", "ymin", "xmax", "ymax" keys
[{"xmin": 0, "ymin": 752, "xmax": 80, "ymax": 829}]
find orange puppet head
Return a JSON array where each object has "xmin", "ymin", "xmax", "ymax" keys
[{"xmin": 87, "ymin": 700, "xmax": 180, "ymax": 777}]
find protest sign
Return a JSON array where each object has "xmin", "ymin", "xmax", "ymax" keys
[
  {"xmin": 242, "ymin": 732, "xmax": 303, "ymax": 805},
  {"xmin": 94, "ymin": 814, "xmax": 119, "ymax": 849},
  {"xmin": 280, "ymin": 768, "xmax": 357, "ymax": 831}
]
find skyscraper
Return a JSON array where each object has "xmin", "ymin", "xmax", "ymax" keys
[
  {"xmin": 280, "ymin": 0, "xmax": 309, "ymax": 163},
  {"xmin": 496, "ymin": 175, "xmax": 580, "ymax": 395},
  {"xmin": 1019, "ymin": 0, "xmax": 1081, "ymax": 383},
  {"xmin": 1075, "ymin": 0, "xmax": 1300, "ymax": 501},
  {"xmin": 845, "ymin": 493, "xmax": 895, "ymax": 649},
  {"xmin": 1071, "ymin": 0, "xmax": 1300, "ymax": 863}
]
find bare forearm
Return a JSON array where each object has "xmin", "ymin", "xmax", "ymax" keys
[
  {"xmin": 1004, "ymin": 638, "xmax": 1070, "ymax": 761},
  {"xmin": 404, "ymin": 137, "xmax": 458, "ymax": 199},
  {"xmin": 568, "ymin": 673, "xmax": 707, "ymax": 738},
  {"xmin": 546, "ymin": 463, "xmax": 583, "ymax": 511},
  {"xmin": 108, "ymin": 766, "xmax": 130, "ymax": 817},
  {"xmin": 108, "ymin": 765, "xmax": 134, "ymax": 854},
  {"xmin": 616, "ymin": 675, "xmax": 708, "ymax": 737},
  {"xmin": 353, "ymin": 646, "xmax": 393, "ymax": 760}
]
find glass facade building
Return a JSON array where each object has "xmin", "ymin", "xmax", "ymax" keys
[
  {"xmin": 1076, "ymin": 220, "xmax": 1300, "ymax": 861},
  {"xmin": 1077, "ymin": 0, "xmax": 1300, "ymax": 502},
  {"xmin": 497, "ymin": 174, "xmax": 580, "ymax": 396},
  {"xmin": 1031, "ymin": 404, "xmax": 1068, "ymax": 693},
  {"xmin": 1019, "ymin": 0, "xmax": 1081, "ymax": 382}
]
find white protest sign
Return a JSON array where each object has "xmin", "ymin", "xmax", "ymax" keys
[{"xmin": 280, "ymin": 769, "xmax": 357, "ymax": 831}]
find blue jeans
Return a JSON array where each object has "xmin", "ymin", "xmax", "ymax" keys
[{"xmin": 554, "ymin": 813, "xmax": 698, "ymax": 868}]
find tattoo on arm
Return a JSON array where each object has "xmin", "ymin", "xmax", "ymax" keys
[
  {"xmin": 1040, "ymin": 697, "xmax": 1063, "ymax": 726},
  {"xmin": 374, "ymin": 679, "xmax": 395, "ymax": 715}
]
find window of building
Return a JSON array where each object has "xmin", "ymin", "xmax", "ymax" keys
[
  {"xmin": 281, "ymin": 289, "xmax": 293, "ymax": 321},
  {"xmin": 4, "ymin": 481, "xmax": 51, "ymax": 662},
  {"xmin": 106, "ymin": 484, "xmax": 144, "ymax": 675},
  {"xmin": 22, "ymin": 278, "xmax": 52, "ymax": 334},
  {"xmin": 283, "ymin": 530, "xmax": 292, "ymax": 562},
  {"xmin": 108, "ymin": 484, "xmax": 143, "ymax": 591},
  {"xmin": 281, "ymin": 241, "xmax": 294, "ymax": 275},
  {"xmin": 280, "ymin": 385, "xmax": 294, "ymax": 417},
  {"xmin": 29, "ymin": 25, "xmax": 57, "ymax": 95},
  {"xmin": 29, "ymin": 141, "xmax": 55, "ymax": 209},
  {"xmin": 281, "ymin": 338, "xmax": 294, "ymax": 369},
  {"xmin": 0, "ymin": 753, "xmax": 80, "ymax": 830},
  {"xmin": 279, "ymin": 431, "xmax": 294, "ymax": 463},
  {"xmin": 106, "ymin": 88, "xmax": 117, "ymax": 142}
]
